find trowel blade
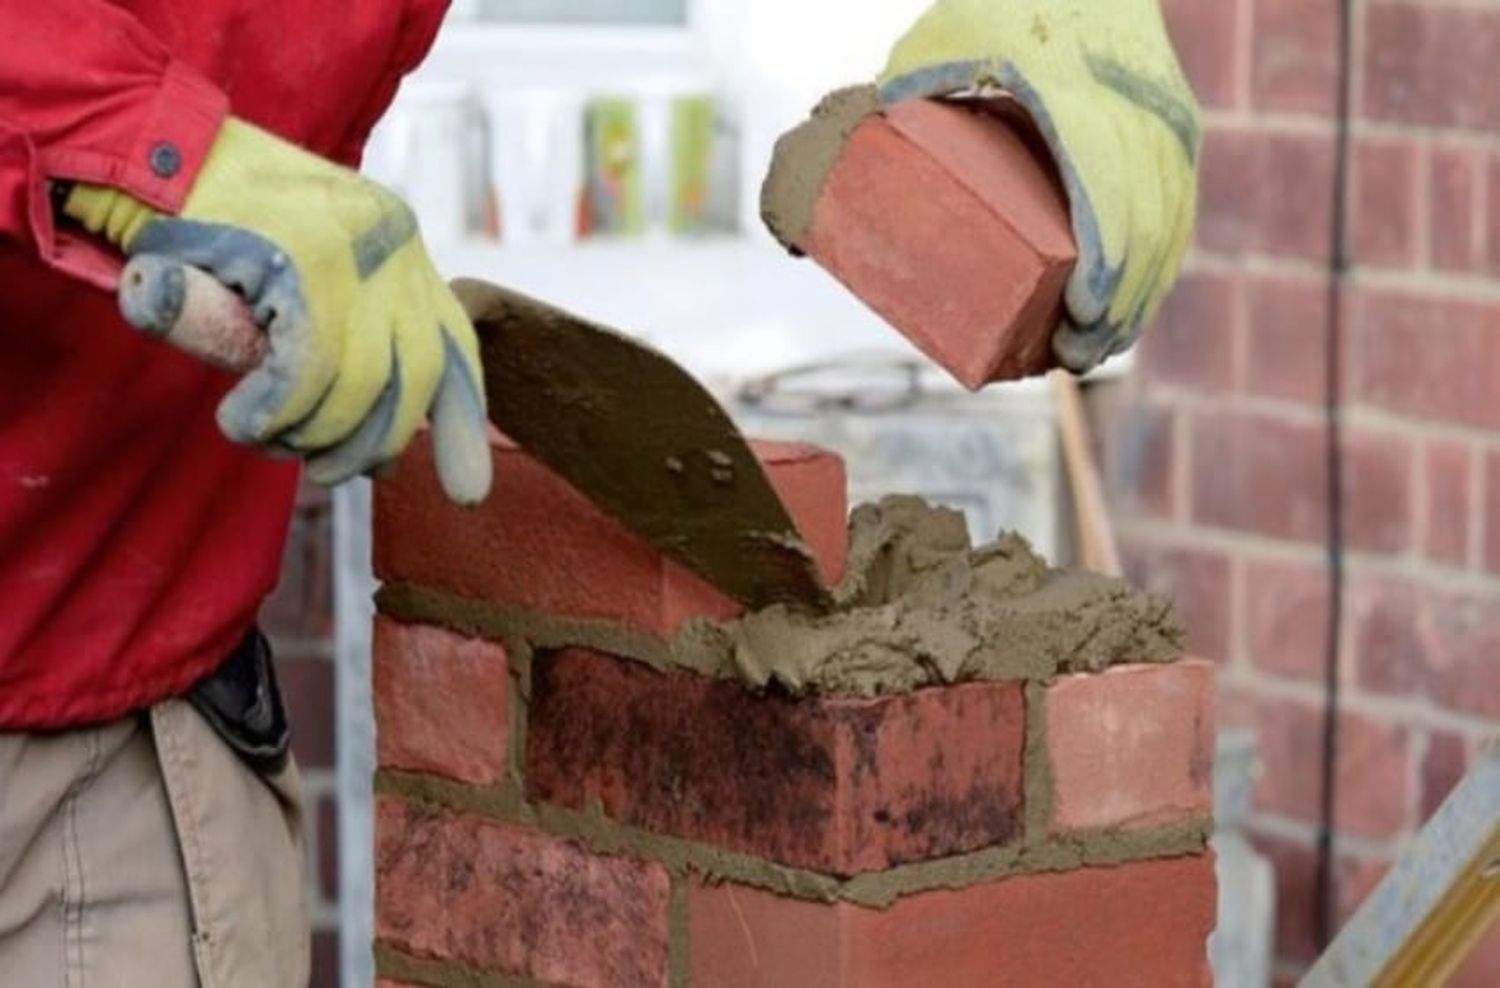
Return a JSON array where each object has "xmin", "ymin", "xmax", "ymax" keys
[{"xmin": 452, "ymin": 279, "xmax": 833, "ymax": 615}]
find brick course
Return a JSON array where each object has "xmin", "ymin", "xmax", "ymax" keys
[{"xmin": 688, "ymin": 855, "xmax": 1217, "ymax": 988}]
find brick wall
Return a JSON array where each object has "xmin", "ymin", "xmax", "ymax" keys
[
  {"xmin": 262, "ymin": 481, "xmax": 342, "ymax": 987},
  {"xmin": 1092, "ymin": 0, "xmax": 1500, "ymax": 982},
  {"xmin": 368, "ymin": 435, "xmax": 1218, "ymax": 987}
]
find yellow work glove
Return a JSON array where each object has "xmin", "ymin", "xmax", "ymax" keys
[
  {"xmin": 880, "ymin": 0, "xmax": 1202, "ymax": 372},
  {"xmin": 65, "ymin": 118, "xmax": 491, "ymax": 504}
]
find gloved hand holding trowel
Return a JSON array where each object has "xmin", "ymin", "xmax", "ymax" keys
[
  {"xmin": 65, "ymin": 116, "xmax": 493, "ymax": 504},
  {"xmin": 0, "ymin": 1, "xmax": 1199, "ymax": 985}
]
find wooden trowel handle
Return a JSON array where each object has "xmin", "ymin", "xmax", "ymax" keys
[{"xmin": 118, "ymin": 254, "xmax": 267, "ymax": 374}]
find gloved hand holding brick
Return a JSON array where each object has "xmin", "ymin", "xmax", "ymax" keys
[{"xmin": 765, "ymin": 0, "xmax": 1202, "ymax": 387}]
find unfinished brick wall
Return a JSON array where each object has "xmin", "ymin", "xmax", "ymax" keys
[
  {"xmin": 369, "ymin": 435, "xmax": 1217, "ymax": 987},
  {"xmin": 1093, "ymin": 1, "xmax": 1500, "ymax": 983}
]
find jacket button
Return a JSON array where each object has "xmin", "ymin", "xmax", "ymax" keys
[{"xmin": 149, "ymin": 142, "xmax": 182, "ymax": 178}]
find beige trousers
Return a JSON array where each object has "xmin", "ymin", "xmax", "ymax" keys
[{"xmin": 0, "ymin": 699, "xmax": 310, "ymax": 987}]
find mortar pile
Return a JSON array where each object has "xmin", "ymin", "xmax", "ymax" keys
[{"xmin": 674, "ymin": 496, "xmax": 1184, "ymax": 697}]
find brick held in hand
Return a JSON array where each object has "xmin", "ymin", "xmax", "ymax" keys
[{"xmin": 762, "ymin": 88, "xmax": 1078, "ymax": 390}]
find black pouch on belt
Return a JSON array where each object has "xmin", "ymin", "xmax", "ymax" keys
[{"xmin": 186, "ymin": 626, "xmax": 292, "ymax": 774}]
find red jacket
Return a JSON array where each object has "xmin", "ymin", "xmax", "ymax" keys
[{"xmin": 0, "ymin": 0, "xmax": 447, "ymax": 729}]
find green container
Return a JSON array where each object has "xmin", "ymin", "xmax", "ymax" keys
[
  {"xmin": 670, "ymin": 95, "xmax": 716, "ymax": 235},
  {"xmin": 583, "ymin": 98, "xmax": 644, "ymax": 236}
]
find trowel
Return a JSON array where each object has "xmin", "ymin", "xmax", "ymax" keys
[{"xmin": 116, "ymin": 256, "xmax": 833, "ymax": 614}]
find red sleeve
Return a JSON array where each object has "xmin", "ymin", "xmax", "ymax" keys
[{"xmin": 0, "ymin": 0, "xmax": 228, "ymax": 289}]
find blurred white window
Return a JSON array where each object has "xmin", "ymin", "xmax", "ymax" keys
[{"xmin": 454, "ymin": 0, "xmax": 690, "ymax": 25}]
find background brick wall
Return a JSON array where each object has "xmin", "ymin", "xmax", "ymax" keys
[
  {"xmin": 262, "ymin": 482, "xmax": 342, "ymax": 987},
  {"xmin": 1092, "ymin": 0, "xmax": 1500, "ymax": 982}
]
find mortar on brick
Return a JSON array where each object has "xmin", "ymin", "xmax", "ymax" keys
[
  {"xmin": 669, "ymin": 496, "xmax": 1183, "ymax": 697},
  {"xmin": 761, "ymin": 84, "xmax": 882, "ymax": 250}
]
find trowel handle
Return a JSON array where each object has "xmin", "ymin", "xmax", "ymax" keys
[{"xmin": 118, "ymin": 254, "xmax": 266, "ymax": 374}]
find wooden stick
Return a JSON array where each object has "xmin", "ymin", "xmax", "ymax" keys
[{"xmin": 1049, "ymin": 369, "xmax": 1121, "ymax": 578}]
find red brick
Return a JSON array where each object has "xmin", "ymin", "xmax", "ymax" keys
[
  {"xmin": 688, "ymin": 886, "xmax": 842, "ymax": 988},
  {"xmin": 1245, "ymin": 274, "xmax": 1330, "ymax": 403},
  {"xmin": 525, "ymin": 649, "xmax": 1025, "ymax": 876},
  {"xmin": 375, "ymin": 435, "xmax": 847, "ymax": 637},
  {"xmin": 1352, "ymin": 139, "xmax": 1420, "ymax": 269},
  {"xmin": 1045, "ymin": 661, "xmax": 1215, "ymax": 834},
  {"xmin": 1249, "ymin": 694, "xmax": 1410, "ymax": 839},
  {"xmin": 1190, "ymin": 409, "xmax": 1328, "ymax": 543},
  {"xmin": 797, "ymin": 99, "xmax": 1075, "ymax": 388},
  {"xmin": 1343, "ymin": 428, "xmax": 1415, "ymax": 556},
  {"xmin": 1199, "ymin": 127, "xmax": 1335, "ymax": 260},
  {"xmin": 1423, "ymin": 589, "xmax": 1500, "ymax": 719},
  {"xmin": 1355, "ymin": 576, "xmax": 1500, "ymax": 719},
  {"xmin": 1365, "ymin": 4, "xmax": 1500, "ymax": 132},
  {"xmin": 1421, "ymin": 730, "xmax": 1469, "ymax": 821},
  {"xmin": 1252, "ymin": 0, "xmax": 1340, "ymax": 114},
  {"xmin": 1122, "ymin": 542, "xmax": 1232, "ymax": 664},
  {"xmin": 1431, "ymin": 145, "xmax": 1484, "ymax": 273},
  {"xmin": 1422, "ymin": 440, "xmax": 1472, "ymax": 567},
  {"xmin": 373, "ymin": 618, "xmax": 510, "ymax": 785},
  {"xmin": 1352, "ymin": 574, "xmax": 1431, "ymax": 697},
  {"xmin": 1246, "ymin": 557, "xmax": 1330, "ymax": 682},
  {"xmin": 1141, "ymin": 269, "xmax": 1236, "ymax": 391},
  {"xmin": 281, "ymin": 654, "xmax": 335, "ymax": 769},
  {"xmin": 1352, "ymin": 288, "xmax": 1500, "ymax": 431},
  {"xmin": 375, "ymin": 797, "xmax": 670, "ymax": 987},
  {"xmin": 1162, "ymin": 0, "xmax": 1239, "ymax": 109},
  {"xmin": 688, "ymin": 856, "xmax": 1216, "ymax": 987},
  {"xmin": 1095, "ymin": 395, "xmax": 1177, "ymax": 520}
]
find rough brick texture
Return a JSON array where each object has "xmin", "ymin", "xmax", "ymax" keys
[
  {"xmin": 689, "ymin": 855, "xmax": 1217, "ymax": 987},
  {"xmin": 376, "ymin": 797, "xmax": 671, "ymax": 987},
  {"xmin": 526, "ymin": 648, "xmax": 1026, "ymax": 875},
  {"xmin": 373, "ymin": 617, "xmax": 510, "ymax": 784},
  {"xmin": 799, "ymin": 98, "xmax": 1076, "ymax": 389},
  {"xmin": 375, "ymin": 434, "xmax": 847, "ymax": 635},
  {"xmin": 1045, "ymin": 661, "xmax": 1215, "ymax": 834},
  {"xmin": 1099, "ymin": 2, "xmax": 1500, "ymax": 977},
  {"xmin": 374, "ymin": 424, "xmax": 1217, "ymax": 985}
]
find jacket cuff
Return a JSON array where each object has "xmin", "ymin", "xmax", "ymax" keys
[{"xmin": 40, "ymin": 59, "xmax": 228, "ymax": 289}]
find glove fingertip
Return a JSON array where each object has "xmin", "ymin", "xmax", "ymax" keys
[
  {"xmin": 216, "ymin": 372, "xmax": 279, "ymax": 444},
  {"xmin": 1052, "ymin": 314, "xmax": 1118, "ymax": 374},
  {"xmin": 429, "ymin": 343, "xmax": 493, "ymax": 506}
]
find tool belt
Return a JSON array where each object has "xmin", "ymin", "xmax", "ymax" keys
[{"xmin": 186, "ymin": 627, "xmax": 291, "ymax": 774}]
